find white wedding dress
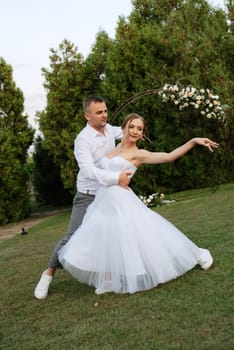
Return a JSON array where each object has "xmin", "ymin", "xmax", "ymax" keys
[{"xmin": 58, "ymin": 156, "xmax": 213, "ymax": 294}]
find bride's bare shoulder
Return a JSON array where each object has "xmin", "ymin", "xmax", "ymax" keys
[{"xmin": 134, "ymin": 149, "xmax": 150, "ymax": 162}]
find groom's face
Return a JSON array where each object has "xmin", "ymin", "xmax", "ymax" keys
[{"xmin": 85, "ymin": 101, "xmax": 108, "ymax": 132}]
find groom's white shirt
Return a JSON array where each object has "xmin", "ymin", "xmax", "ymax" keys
[{"xmin": 75, "ymin": 123, "xmax": 122, "ymax": 194}]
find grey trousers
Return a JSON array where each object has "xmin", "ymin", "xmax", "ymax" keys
[{"xmin": 48, "ymin": 191, "xmax": 95, "ymax": 269}]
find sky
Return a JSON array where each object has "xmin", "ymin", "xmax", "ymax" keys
[{"xmin": 0, "ymin": 0, "xmax": 226, "ymax": 130}]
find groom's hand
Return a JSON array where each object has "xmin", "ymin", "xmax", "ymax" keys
[{"xmin": 118, "ymin": 171, "xmax": 132, "ymax": 189}]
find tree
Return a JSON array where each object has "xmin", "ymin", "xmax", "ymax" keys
[
  {"xmin": 0, "ymin": 58, "xmax": 34, "ymax": 224},
  {"xmin": 37, "ymin": 0, "xmax": 233, "ymax": 197},
  {"xmin": 38, "ymin": 39, "xmax": 86, "ymax": 193},
  {"xmin": 82, "ymin": 30, "xmax": 113, "ymax": 97},
  {"xmin": 38, "ymin": 35, "xmax": 113, "ymax": 193},
  {"xmin": 102, "ymin": 0, "xmax": 233, "ymax": 193},
  {"xmin": 33, "ymin": 136, "xmax": 72, "ymax": 206}
]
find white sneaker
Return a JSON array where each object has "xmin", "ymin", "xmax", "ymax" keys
[
  {"xmin": 95, "ymin": 281, "xmax": 112, "ymax": 295},
  {"xmin": 34, "ymin": 270, "xmax": 53, "ymax": 299},
  {"xmin": 198, "ymin": 249, "xmax": 213, "ymax": 270}
]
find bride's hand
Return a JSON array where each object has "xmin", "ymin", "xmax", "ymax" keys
[{"xmin": 194, "ymin": 138, "xmax": 219, "ymax": 152}]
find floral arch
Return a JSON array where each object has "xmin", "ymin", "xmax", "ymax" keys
[
  {"xmin": 111, "ymin": 83, "xmax": 225, "ymax": 122},
  {"xmin": 111, "ymin": 83, "xmax": 225, "ymax": 207}
]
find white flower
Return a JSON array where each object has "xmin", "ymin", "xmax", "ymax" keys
[
  {"xmin": 139, "ymin": 192, "xmax": 175, "ymax": 207},
  {"xmin": 159, "ymin": 83, "xmax": 225, "ymax": 121},
  {"xmin": 162, "ymin": 199, "xmax": 176, "ymax": 204}
]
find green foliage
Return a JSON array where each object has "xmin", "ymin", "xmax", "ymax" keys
[
  {"xmin": 33, "ymin": 136, "xmax": 73, "ymax": 206},
  {"xmin": 0, "ymin": 58, "xmax": 34, "ymax": 224},
  {"xmin": 104, "ymin": 0, "xmax": 233, "ymax": 193},
  {"xmin": 38, "ymin": 39, "xmax": 85, "ymax": 192},
  {"xmin": 38, "ymin": 36, "xmax": 115, "ymax": 193},
  {"xmin": 36, "ymin": 0, "xmax": 233, "ymax": 197},
  {"xmin": 130, "ymin": 0, "xmax": 183, "ymax": 25},
  {"xmin": 83, "ymin": 31, "xmax": 113, "ymax": 96}
]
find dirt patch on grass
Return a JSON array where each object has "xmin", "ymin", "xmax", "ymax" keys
[{"xmin": 0, "ymin": 208, "xmax": 69, "ymax": 244}]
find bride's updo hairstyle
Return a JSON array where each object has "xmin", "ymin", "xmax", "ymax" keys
[{"xmin": 121, "ymin": 113, "xmax": 150, "ymax": 142}]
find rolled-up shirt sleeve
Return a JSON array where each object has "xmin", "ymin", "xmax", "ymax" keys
[
  {"xmin": 111, "ymin": 126, "xmax": 123, "ymax": 140},
  {"xmin": 75, "ymin": 136, "xmax": 120, "ymax": 187}
]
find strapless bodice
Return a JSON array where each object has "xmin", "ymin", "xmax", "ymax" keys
[{"xmin": 100, "ymin": 156, "xmax": 137, "ymax": 177}]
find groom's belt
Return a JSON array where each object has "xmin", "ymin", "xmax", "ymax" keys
[{"xmin": 78, "ymin": 189, "xmax": 96, "ymax": 196}]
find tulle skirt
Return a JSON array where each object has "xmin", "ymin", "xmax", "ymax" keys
[{"xmin": 58, "ymin": 185, "xmax": 208, "ymax": 294}]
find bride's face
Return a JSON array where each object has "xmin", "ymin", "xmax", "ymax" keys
[{"xmin": 124, "ymin": 118, "xmax": 144, "ymax": 142}]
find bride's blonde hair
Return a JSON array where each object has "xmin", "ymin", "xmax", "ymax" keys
[{"xmin": 121, "ymin": 113, "xmax": 150, "ymax": 142}]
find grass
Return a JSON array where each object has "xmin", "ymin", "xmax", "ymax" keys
[{"xmin": 0, "ymin": 183, "xmax": 233, "ymax": 350}]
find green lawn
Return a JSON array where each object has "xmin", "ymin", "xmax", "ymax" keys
[{"xmin": 0, "ymin": 183, "xmax": 233, "ymax": 350}]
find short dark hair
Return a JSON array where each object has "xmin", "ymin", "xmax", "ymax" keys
[{"xmin": 83, "ymin": 96, "xmax": 105, "ymax": 112}]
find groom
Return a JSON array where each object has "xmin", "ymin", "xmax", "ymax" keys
[{"xmin": 34, "ymin": 96, "xmax": 132, "ymax": 299}]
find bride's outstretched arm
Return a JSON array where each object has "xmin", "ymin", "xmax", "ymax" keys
[{"xmin": 136, "ymin": 138, "xmax": 219, "ymax": 165}]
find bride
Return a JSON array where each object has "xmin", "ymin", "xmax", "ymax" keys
[{"xmin": 58, "ymin": 113, "xmax": 218, "ymax": 295}]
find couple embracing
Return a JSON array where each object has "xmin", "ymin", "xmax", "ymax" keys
[{"xmin": 35, "ymin": 96, "xmax": 217, "ymax": 298}]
